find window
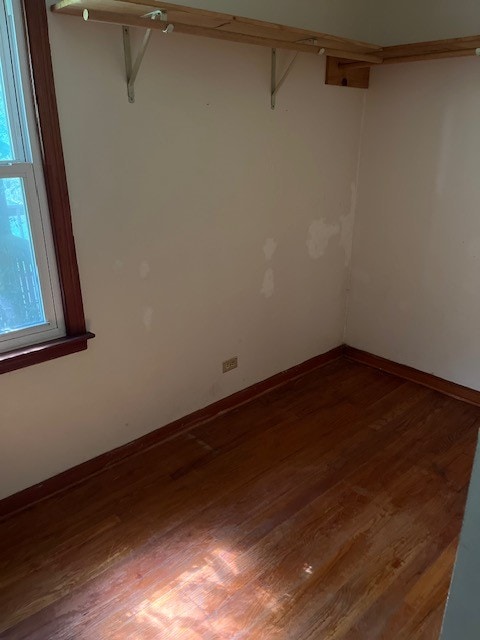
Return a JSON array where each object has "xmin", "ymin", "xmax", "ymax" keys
[
  {"xmin": 0, "ymin": 0, "xmax": 92, "ymax": 374},
  {"xmin": 0, "ymin": 0, "xmax": 64, "ymax": 350}
]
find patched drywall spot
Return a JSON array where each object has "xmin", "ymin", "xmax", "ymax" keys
[
  {"xmin": 113, "ymin": 259, "xmax": 124, "ymax": 273},
  {"xmin": 261, "ymin": 268, "xmax": 275, "ymax": 298},
  {"xmin": 139, "ymin": 261, "xmax": 150, "ymax": 279},
  {"xmin": 209, "ymin": 383, "xmax": 219, "ymax": 399},
  {"xmin": 307, "ymin": 219, "xmax": 340, "ymax": 259},
  {"xmin": 142, "ymin": 307, "xmax": 154, "ymax": 331},
  {"xmin": 263, "ymin": 238, "xmax": 277, "ymax": 262},
  {"xmin": 436, "ymin": 107, "xmax": 454, "ymax": 197},
  {"xmin": 340, "ymin": 182, "xmax": 357, "ymax": 267}
]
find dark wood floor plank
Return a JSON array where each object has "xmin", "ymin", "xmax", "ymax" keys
[
  {"xmin": 0, "ymin": 363, "xmax": 401, "ymax": 632},
  {"xmin": 1, "ymin": 373, "xmax": 407, "ymax": 637},
  {"xmin": 0, "ymin": 360, "xmax": 478, "ymax": 639}
]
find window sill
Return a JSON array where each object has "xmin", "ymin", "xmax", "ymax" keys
[{"xmin": 0, "ymin": 332, "xmax": 95, "ymax": 375}]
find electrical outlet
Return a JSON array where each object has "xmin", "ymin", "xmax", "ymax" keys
[{"xmin": 223, "ymin": 357, "xmax": 238, "ymax": 374}]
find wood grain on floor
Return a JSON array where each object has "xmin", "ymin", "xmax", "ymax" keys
[{"xmin": 0, "ymin": 359, "xmax": 478, "ymax": 639}]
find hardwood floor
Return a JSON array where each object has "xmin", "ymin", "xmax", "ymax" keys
[{"xmin": 1, "ymin": 359, "xmax": 479, "ymax": 639}]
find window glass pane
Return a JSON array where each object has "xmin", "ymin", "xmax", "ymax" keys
[
  {"xmin": 0, "ymin": 57, "xmax": 14, "ymax": 161},
  {"xmin": 0, "ymin": 177, "xmax": 46, "ymax": 334}
]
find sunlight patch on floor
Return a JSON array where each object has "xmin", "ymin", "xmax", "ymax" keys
[{"xmin": 102, "ymin": 545, "xmax": 283, "ymax": 639}]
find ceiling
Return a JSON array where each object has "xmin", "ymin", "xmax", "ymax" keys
[{"xmin": 366, "ymin": 0, "xmax": 480, "ymax": 46}]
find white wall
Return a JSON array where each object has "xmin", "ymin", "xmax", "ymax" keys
[
  {"xmin": 0, "ymin": 9, "xmax": 365, "ymax": 500},
  {"xmin": 347, "ymin": 57, "xmax": 480, "ymax": 390}
]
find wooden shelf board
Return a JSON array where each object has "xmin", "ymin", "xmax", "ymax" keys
[
  {"xmin": 51, "ymin": 0, "xmax": 480, "ymax": 84},
  {"xmin": 341, "ymin": 36, "xmax": 480, "ymax": 70},
  {"xmin": 51, "ymin": 0, "xmax": 383, "ymax": 63},
  {"xmin": 382, "ymin": 34, "xmax": 480, "ymax": 59},
  {"xmin": 53, "ymin": 0, "xmax": 229, "ymax": 27},
  {"xmin": 116, "ymin": 0, "xmax": 382, "ymax": 53}
]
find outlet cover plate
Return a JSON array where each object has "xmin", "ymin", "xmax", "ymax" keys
[{"xmin": 223, "ymin": 357, "xmax": 238, "ymax": 373}]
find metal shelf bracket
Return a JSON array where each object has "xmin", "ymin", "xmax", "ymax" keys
[
  {"xmin": 270, "ymin": 43, "xmax": 325, "ymax": 110},
  {"xmin": 122, "ymin": 10, "xmax": 174, "ymax": 103},
  {"xmin": 271, "ymin": 48, "xmax": 298, "ymax": 110}
]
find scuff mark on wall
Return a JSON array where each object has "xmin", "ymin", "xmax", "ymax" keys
[
  {"xmin": 307, "ymin": 219, "xmax": 340, "ymax": 260},
  {"xmin": 113, "ymin": 260, "xmax": 124, "ymax": 273},
  {"xmin": 351, "ymin": 267, "xmax": 371, "ymax": 286},
  {"xmin": 467, "ymin": 237, "xmax": 480, "ymax": 261},
  {"xmin": 139, "ymin": 261, "xmax": 151, "ymax": 279},
  {"xmin": 263, "ymin": 238, "xmax": 277, "ymax": 262},
  {"xmin": 142, "ymin": 307, "xmax": 154, "ymax": 330},
  {"xmin": 261, "ymin": 268, "xmax": 275, "ymax": 298},
  {"xmin": 340, "ymin": 182, "xmax": 357, "ymax": 268}
]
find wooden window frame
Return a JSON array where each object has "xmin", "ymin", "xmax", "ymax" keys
[{"xmin": 0, "ymin": 0, "xmax": 93, "ymax": 375}]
